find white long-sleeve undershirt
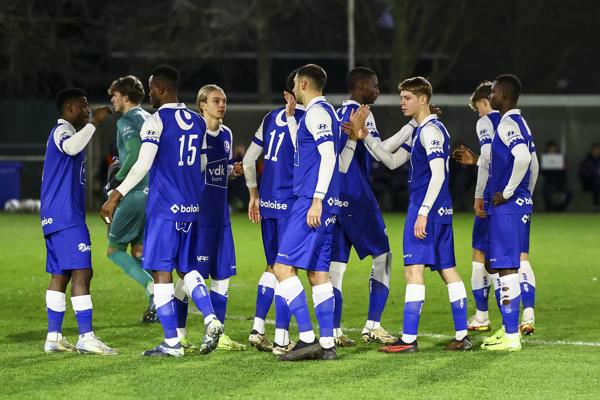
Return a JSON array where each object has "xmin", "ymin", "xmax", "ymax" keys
[
  {"xmin": 242, "ymin": 141, "xmax": 263, "ymax": 188},
  {"xmin": 528, "ymin": 151, "xmax": 539, "ymax": 194},
  {"xmin": 503, "ymin": 143, "xmax": 532, "ymax": 199},
  {"xmin": 314, "ymin": 141, "xmax": 336, "ymax": 199},
  {"xmin": 55, "ymin": 123, "xmax": 96, "ymax": 156},
  {"xmin": 419, "ymin": 158, "xmax": 446, "ymax": 216},
  {"xmin": 475, "ymin": 143, "xmax": 491, "ymax": 199},
  {"xmin": 338, "ymin": 139, "xmax": 357, "ymax": 173},
  {"xmin": 363, "ymin": 123, "xmax": 413, "ymax": 170},
  {"xmin": 115, "ymin": 142, "xmax": 158, "ymax": 197}
]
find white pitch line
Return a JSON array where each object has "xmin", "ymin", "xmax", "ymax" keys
[{"xmin": 222, "ymin": 315, "xmax": 600, "ymax": 348}]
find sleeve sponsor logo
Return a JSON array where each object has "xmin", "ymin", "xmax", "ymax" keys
[{"xmin": 143, "ymin": 130, "xmax": 160, "ymax": 143}]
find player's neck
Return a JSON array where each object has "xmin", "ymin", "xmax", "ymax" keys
[
  {"xmin": 205, "ymin": 115, "xmax": 220, "ymax": 131},
  {"xmin": 350, "ymin": 93, "xmax": 365, "ymax": 104},
  {"xmin": 122, "ymin": 102, "xmax": 139, "ymax": 114},
  {"xmin": 302, "ymin": 91, "xmax": 322, "ymax": 107},
  {"xmin": 499, "ymin": 103, "xmax": 516, "ymax": 115},
  {"xmin": 414, "ymin": 106, "xmax": 431, "ymax": 124},
  {"xmin": 158, "ymin": 95, "xmax": 179, "ymax": 108}
]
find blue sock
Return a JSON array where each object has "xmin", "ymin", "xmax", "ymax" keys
[
  {"xmin": 71, "ymin": 295, "xmax": 93, "ymax": 335},
  {"xmin": 280, "ymin": 277, "xmax": 313, "ymax": 336},
  {"xmin": 174, "ymin": 296, "xmax": 188, "ymax": 329},
  {"xmin": 500, "ymin": 274, "xmax": 522, "ymax": 335},
  {"xmin": 472, "ymin": 262, "xmax": 491, "ymax": 312},
  {"xmin": 520, "ymin": 261, "xmax": 536, "ymax": 310},
  {"xmin": 183, "ymin": 271, "xmax": 216, "ymax": 320},
  {"xmin": 47, "ymin": 309, "xmax": 65, "ymax": 334},
  {"xmin": 332, "ymin": 287, "xmax": 343, "ymax": 329},
  {"xmin": 274, "ymin": 294, "xmax": 291, "ymax": 330},
  {"xmin": 402, "ymin": 284, "xmax": 425, "ymax": 341},
  {"xmin": 313, "ymin": 283, "xmax": 335, "ymax": 341},
  {"xmin": 473, "ymin": 287, "xmax": 490, "ymax": 312},
  {"xmin": 210, "ymin": 291, "xmax": 227, "ymax": 323},
  {"xmin": 255, "ymin": 272, "xmax": 276, "ymax": 320},
  {"xmin": 368, "ymin": 278, "xmax": 390, "ymax": 322},
  {"xmin": 156, "ymin": 300, "xmax": 178, "ymax": 340},
  {"xmin": 448, "ymin": 282, "xmax": 468, "ymax": 336},
  {"xmin": 46, "ymin": 290, "xmax": 66, "ymax": 336}
]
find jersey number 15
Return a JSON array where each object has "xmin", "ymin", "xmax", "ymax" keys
[{"xmin": 178, "ymin": 134, "xmax": 199, "ymax": 166}]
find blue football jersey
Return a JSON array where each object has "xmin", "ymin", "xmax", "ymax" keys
[
  {"xmin": 408, "ymin": 115, "xmax": 453, "ymax": 223},
  {"xmin": 336, "ymin": 100, "xmax": 380, "ymax": 211},
  {"xmin": 40, "ymin": 119, "xmax": 88, "ymax": 235},
  {"xmin": 253, "ymin": 106, "xmax": 304, "ymax": 218},
  {"xmin": 488, "ymin": 109, "xmax": 534, "ymax": 215},
  {"xmin": 141, "ymin": 103, "xmax": 206, "ymax": 222},
  {"xmin": 198, "ymin": 125, "xmax": 233, "ymax": 226},
  {"xmin": 294, "ymin": 97, "xmax": 340, "ymax": 214}
]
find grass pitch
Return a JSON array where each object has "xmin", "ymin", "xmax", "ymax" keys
[{"xmin": 1, "ymin": 212, "xmax": 599, "ymax": 399}]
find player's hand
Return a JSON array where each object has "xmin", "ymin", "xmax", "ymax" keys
[
  {"xmin": 430, "ymin": 104, "xmax": 443, "ymax": 116},
  {"xmin": 307, "ymin": 198, "xmax": 323, "ymax": 228},
  {"xmin": 100, "ymin": 190, "xmax": 123, "ymax": 224},
  {"xmin": 492, "ymin": 192, "xmax": 508, "ymax": 206},
  {"xmin": 283, "ymin": 91, "xmax": 296, "ymax": 118},
  {"xmin": 474, "ymin": 198, "xmax": 487, "ymax": 217},
  {"xmin": 248, "ymin": 194, "xmax": 261, "ymax": 224},
  {"xmin": 103, "ymin": 176, "xmax": 122, "ymax": 197},
  {"xmin": 92, "ymin": 106, "xmax": 113, "ymax": 126},
  {"xmin": 452, "ymin": 145, "xmax": 479, "ymax": 165},
  {"xmin": 232, "ymin": 162, "xmax": 244, "ymax": 177},
  {"xmin": 414, "ymin": 215, "xmax": 428, "ymax": 239},
  {"xmin": 341, "ymin": 121, "xmax": 352, "ymax": 135},
  {"xmin": 349, "ymin": 105, "xmax": 370, "ymax": 141}
]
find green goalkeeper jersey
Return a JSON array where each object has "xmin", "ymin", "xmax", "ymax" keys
[{"xmin": 115, "ymin": 106, "xmax": 151, "ymax": 193}]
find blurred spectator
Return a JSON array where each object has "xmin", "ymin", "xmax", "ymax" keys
[
  {"xmin": 541, "ymin": 141, "xmax": 572, "ymax": 211},
  {"xmin": 578, "ymin": 142, "xmax": 600, "ymax": 212},
  {"xmin": 228, "ymin": 144, "xmax": 249, "ymax": 212}
]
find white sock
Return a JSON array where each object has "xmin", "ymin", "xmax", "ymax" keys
[
  {"xmin": 471, "ymin": 261, "xmax": 490, "ymax": 321},
  {"xmin": 274, "ymin": 329, "xmax": 289, "ymax": 347},
  {"xmin": 329, "ymin": 261, "xmax": 346, "ymax": 292},
  {"xmin": 365, "ymin": 320, "xmax": 381, "ymax": 330},
  {"xmin": 165, "ymin": 337, "xmax": 180, "ymax": 347},
  {"xmin": 299, "ymin": 331, "xmax": 316, "ymax": 343},
  {"xmin": 401, "ymin": 334, "xmax": 417, "ymax": 344},
  {"xmin": 252, "ymin": 317, "xmax": 265, "ymax": 335}
]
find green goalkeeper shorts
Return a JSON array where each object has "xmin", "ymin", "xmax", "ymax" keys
[{"xmin": 108, "ymin": 189, "xmax": 147, "ymax": 247}]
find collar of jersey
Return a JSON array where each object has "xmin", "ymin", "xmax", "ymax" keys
[
  {"xmin": 158, "ymin": 102, "xmax": 186, "ymax": 110},
  {"xmin": 502, "ymin": 109, "xmax": 521, "ymax": 118},
  {"xmin": 488, "ymin": 110, "xmax": 500, "ymax": 115},
  {"xmin": 57, "ymin": 118, "xmax": 74, "ymax": 128},
  {"xmin": 206, "ymin": 124, "xmax": 222, "ymax": 137},
  {"xmin": 305, "ymin": 96, "xmax": 326, "ymax": 110},
  {"xmin": 124, "ymin": 105, "xmax": 143, "ymax": 116},
  {"xmin": 342, "ymin": 99, "xmax": 360, "ymax": 107},
  {"xmin": 295, "ymin": 104, "xmax": 306, "ymax": 111},
  {"xmin": 417, "ymin": 113, "xmax": 438, "ymax": 127}
]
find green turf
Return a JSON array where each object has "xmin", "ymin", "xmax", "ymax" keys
[{"xmin": 1, "ymin": 213, "xmax": 599, "ymax": 399}]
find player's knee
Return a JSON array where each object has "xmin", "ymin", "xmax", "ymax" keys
[
  {"xmin": 404, "ymin": 266, "xmax": 423, "ymax": 284},
  {"xmin": 439, "ymin": 267, "xmax": 461, "ymax": 284},
  {"xmin": 472, "ymin": 249, "xmax": 486, "ymax": 263},
  {"xmin": 307, "ymin": 271, "xmax": 328, "ymax": 286}
]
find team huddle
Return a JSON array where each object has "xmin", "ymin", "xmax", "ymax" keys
[{"xmin": 39, "ymin": 63, "xmax": 538, "ymax": 360}]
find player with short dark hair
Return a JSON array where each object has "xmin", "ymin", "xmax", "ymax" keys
[
  {"xmin": 42, "ymin": 87, "xmax": 116, "ymax": 355},
  {"xmin": 105, "ymin": 75, "xmax": 156, "ymax": 323},
  {"xmin": 273, "ymin": 64, "xmax": 341, "ymax": 361},
  {"xmin": 243, "ymin": 70, "xmax": 303, "ymax": 355},
  {"xmin": 101, "ymin": 65, "xmax": 223, "ymax": 357},
  {"xmin": 480, "ymin": 74, "xmax": 537, "ymax": 351},
  {"xmin": 331, "ymin": 66, "xmax": 396, "ymax": 346}
]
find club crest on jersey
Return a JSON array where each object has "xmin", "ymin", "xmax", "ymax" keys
[
  {"xmin": 223, "ymin": 140, "xmax": 230, "ymax": 152},
  {"xmin": 275, "ymin": 109, "xmax": 287, "ymax": 127},
  {"xmin": 175, "ymin": 109, "xmax": 194, "ymax": 130},
  {"xmin": 77, "ymin": 243, "xmax": 91, "ymax": 252},
  {"xmin": 206, "ymin": 158, "xmax": 228, "ymax": 188}
]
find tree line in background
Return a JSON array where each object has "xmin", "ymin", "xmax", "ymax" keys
[{"xmin": 1, "ymin": 0, "xmax": 598, "ymax": 101}]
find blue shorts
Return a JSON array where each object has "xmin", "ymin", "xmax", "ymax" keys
[
  {"xmin": 275, "ymin": 197, "xmax": 336, "ymax": 272},
  {"xmin": 471, "ymin": 216, "xmax": 489, "ymax": 254},
  {"xmin": 403, "ymin": 213, "xmax": 456, "ymax": 271},
  {"xmin": 489, "ymin": 213, "xmax": 531, "ymax": 269},
  {"xmin": 45, "ymin": 224, "xmax": 92, "ymax": 274},
  {"xmin": 332, "ymin": 209, "xmax": 390, "ymax": 263},
  {"xmin": 196, "ymin": 224, "xmax": 237, "ymax": 280},
  {"xmin": 142, "ymin": 216, "xmax": 198, "ymax": 274},
  {"xmin": 261, "ymin": 217, "xmax": 289, "ymax": 266}
]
